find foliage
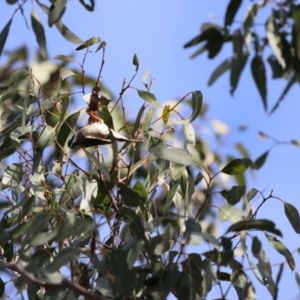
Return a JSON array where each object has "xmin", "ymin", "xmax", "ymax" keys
[
  {"xmin": 0, "ymin": 1, "xmax": 300, "ymax": 300},
  {"xmin": 184, "ymin": 0, "xmax": 300, "ymax": 113}
]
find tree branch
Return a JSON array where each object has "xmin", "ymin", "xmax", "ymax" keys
[{"xmin": 0, "ymin": 261, "xmax": 110, "ymax": 300}]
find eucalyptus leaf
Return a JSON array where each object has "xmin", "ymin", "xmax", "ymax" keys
[
  {"xmin": 172, "ymin": 91, "xmax": 203, "ymax": 124},
  {"xmin": 0, "ymin": 18, "xmax": 12, "ymax": 58},
  {"xmin": 150, "ymin": 146, "xmax": 199, "ymax": 166},
  {"xmin": 221, "ymin": 158, "xmax": 253, "ymax": 175},
  {"xmin": 137, "ymin": 90, "xmax": 161, "ymax": 107},
  {"xmin": 265, "ymin": 233, "xmax": 295, "ymax": 271},
  {"xmin": 226, "ymin": 219, "xmax": 282, "ymax": 237},
  {"xmin": 31, "ymin": 8, "xmax": 47, "ymax": 59},
  {"xmin": 48, "ymin": 0, "xmax": 66, "ymax": 26},
  {"xmin": 284, "ymin": 201, "xmax": 300, "ymax": 234}
]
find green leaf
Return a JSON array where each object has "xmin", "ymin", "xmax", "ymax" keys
[
  {"xmin": 48, "ymin": 0, "xmax": 66, "ymax": 26},
  {"xmin": 173, "ymin": 90, "xmax": 203, "ymax": 124},
  {"xmin": 118, "ymin": 209, "xmax": 146, "ymax": 240},
  {"xmin": 95, "ymin": 41, "xmax": 106, "ymax": 52},
  {"xmin": 75, "ymin": 37, "xmax": 101, "ymax": 51},
  {"xmin": 104, "ymin": 248, "xmax": 135, "ymax": 296},
  {"xmin": 254, "ymin": 248, "xmax": 276, "ymax": 296},
  {"xmin": 224, "ymin": 0, "xmax": 242, "ymax": 28},
  {"xmin": 230, "ymin": 51, "xmax": 248, "ymax": 95},
  {"xmin": 0, "ymin": 18, "xmax": 12, "ymax": 59},
  {"xmin": 46, "ymin": 248, "xmax": 80, "ymax": 273},
  {"xmin": 22, "ymin": 96, "xmax": 31, "ymax": 127},
  {"xmin": 133, "ymin": 53, "xmax": 139, "ymax": 71},
  {"xmin": 60, "ymin": 67, "xmax": 75, "ymax": 80},
  {"xmin": 205, "ymin": 31, "xmax": 224, "ymax": 59},
  {"xmin": 141, "ymin": 107, "xmax": 156, "ymax": 132},
  {"xmin": 85, "ymin": 151, "xmax": 110, "ymax": 181},
  {"xmin": 245, "ymin": 188, "xmax": 259, "ymax": 204},
  {"xmin": 9, "ymin": 68, "xmax": 30, "ymax": 85},
  {"xmin": 254, "ymin": 151, "xmax": 269, "ymax": 169},
  {"xmin": 78, "ymin": 0, "xmax": 95, "ymax": 11},
  {"xmin": 284, "ymin": 201, "xmax": 300, "ymax": 234},
  {"xmin": 132, "ymin": 181, "xmax": 148, "ymax": 205},
  {"xmin": 246, "ymin": 254, "xmax": 264, "ymax": 285},
  {"xmin": 170, "ymin": 162, "xmax": 186, "ymax": 181},
  {"xmin": 208, "ymin": 58, "xmax": 231, "ymax": 86},
  {"xmin": 243, "ymin": 1, "xmax": 266, "ymax": 50},
  {"xmin": 38, "ymin": 2, "xmax": 84, "ymax": 44},
  {"xmin": 189, "ymin": 44, "xmax": 206, "ymax": 59},
  {"xmin": 220, "ymin": 185, "xmax": 246, "ymax": 205},
  {"xmin": 267, "ymin": 55, "xmax": 284, "ymax": 79},
  {"xmin": 33, "ymin": 125, "xmax": 55, "ymax": 150},
  {"xmin": 251, "ymin": 236, "xmax": 262, "ymax": 257},
  {"xmin": 59, "ymin": 96, "xmax": 70, "ymax": 124},
  {"xmin": 53, "ymin": 54, "xmax": 75, "ymax": 62},
  {"xmin": 18, "ymin": 195, "xmax": 35, "ymax": 221},
  {"xmin": 270, "ymin": 72, "xmax": 299, "ymax": 114},
  {"xmin": 185, "ymin": 218, "xmax": 202, "ymax": 234},
  {"xmin": 126, "ymin": 239, "xmax": 144, "ymax": 268},
  {"xmin": 221, "ymin": 158, "xmax": 253, "ymax": 175},
  {"xmin": 183, "ymin": 123, "xmax": 195, "ymax": 149},
  {"xmin": 226, "ymin": 219, "xmax": 282, "ymax": 237},
  {"xmin": 31, "ymin": 8, "xmax": 47, "ymax": 59},
  {"xmin": 184, "ymin": 25, "xmax": 222, "ymax": 48},
  {"xmin": 56, "ymin": 110, "xmax": 80, "ymax": 159},
  {"xmin": 194, "ymin": 172, "xmax": 204, "ymax": 185},
  {"xmin": 137, "ymin": 90, "xmax": 161, "ymax": 107},
  {"xmin": 266, "ymin": 14, "xmax": 285, "ymax": 69},
  {"xmin": 164, "ymin": 179, "xmax": 180, "ymax": 215},
  {"xmin": 118, "ymin": 184, "xmax": 143, "ymax": 207},
  {"xmin": 6, "ymin": 0, "xmax": 18, "ymax": 4},
  {"xmin": 0, "ymin": 138, "xmax": 19, "ymax": 160},
  {"xmin": 2, "ymin": 163, "xmax": 23, "ymax": 187},
  {"xmin": 265, "ymin": 233, "xmax": 295, "ymax": 271},
  {"xmin": 150, "ymin": 147, "xmax": 199, "ymax": 166},
  {"xmin": 218, "ymin": 204, "xmax": 243, "ymax": 223},
  {"xmin": 251, "ymin": 55, "xmax": 267, "ymax": 111},
  {"xmin": 231, "ymin": 270, "xmax": 248, "ymax": 300}
]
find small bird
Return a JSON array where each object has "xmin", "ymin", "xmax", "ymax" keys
[{"xmin": 68, "ymin": 120, "xmax": 140, "ymax": 148}]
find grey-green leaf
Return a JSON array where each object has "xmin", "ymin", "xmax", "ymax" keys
[
  {"xmin": 48, "ymin": 0, "xmax": 66, "ymax": 26},
  {"xmin": 0, "ymin": 18, "xmax": 12, "ymax": 58},
  {"xmin": 226, "ymin": 219, "xmax": 282, "ymax": 237},
  {"xmin": 38, "ymin": 2, "xmax": 83, "ymax": 44},
  {"xmin": 75, "ymin": 37, "xmax": 101, "ymax": 51},
  {"xmin": 31, "ymin": 8, "xmax": 47, "ymax": 59},
  {"xmin": 137, "ymin": 90, "xmax": 161, "ymax": 107},
  {"xmin": 224, "ymin": 0, "xmax": 242, "ymax": 28},
  {"xmin": 270, "ymin": 72, "xmax": 298, "ymax": 114},
  {"xmin": 133, "ymin": 53, "xmax": 139, "ymax": 71},
  {"xmin": 266, "ymin": 14, "xmax": 285, "ymax": 69},
  {"xmin": 251, "ymin": 55, "xmax": 267, "ymax": 111},
  {"xmin": 173, "ymin": 90, "xmax": 203, "ymax": 124},
  {"xmin": 220, "ymin": 185, "xmax": 246, "ymax": 205},
  {"xmin": 218, "ymin": 204, "xmax": 243, "ymax": 223},
  {"xmin": 208, "ymin": 58, "xmax": 231, "ymax": 86},
  {"xmin": 284, "ymin": 201, "xmax": 300, "ymax": 234},
  {"xmin": 53, "ymin": 54, "xmax": 75, "ymax": 62},
  {"xmin": 150, "ymin": 147, "xmax": 199, "ymax": 166},
  {"xmin": 2, "ymin": 163, "xmax": 23, "ymax": 187},
  {"xmin": 254, "ymin": 151, "xmax": 269, "ymax": 169},
  {"xmin": 221, "ymin": 158, "xmax": 253, "ymax": 175},
  {"xmin": 265, "ymin": 233, "xmax": 295, "ymax": 271},
  {"xmin": 9, "ymin": 68, "xmax": 30, "ymax": 86}
]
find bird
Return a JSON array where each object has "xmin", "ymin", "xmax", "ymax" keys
[{"xmin": 68, "ymin": 120, "xmax": 141, "ymax": 148}]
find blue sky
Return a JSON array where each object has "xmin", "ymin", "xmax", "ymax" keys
[{"xmin": 1, "ymin": 1, "xmax": 300, "ymax": 299}]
